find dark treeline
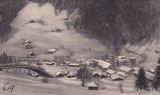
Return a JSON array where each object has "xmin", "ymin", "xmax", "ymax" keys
[
  {"xmin": 0, "ymin": 52, "xmax": 16, "ymax": 64},
  {"xmin": 0, "ymin": 0, "xmax": 26, "ymax": 42},
  {"xmin": 1, "ymin": 0, "xmax": 160, "ymax": 54}
]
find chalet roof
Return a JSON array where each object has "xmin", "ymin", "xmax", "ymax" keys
[
  {"xmin": 92, "ymin": 71, "xmax": 102, "ymax": 76},
  {"xmin": 106, "ymin": 69, "xmax": 115, "ymax": 75},
  {"xmin": 111, "ymin": 73, "xmax": 124, "ymax": 80},
  {"xmin": 119, "ymin": 66, "xmax": 132, "ymax": 73},
  {"xmin": 87, "ymin": 82, "xmax": 98, "ymax": 87},
  {"xmin": 98, "ymin": 60, "xmax": 112, "ymax": 68}
]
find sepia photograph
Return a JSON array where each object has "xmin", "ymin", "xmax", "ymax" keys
[{"xmin": 0, "ymin": 0, "xmax": 160, "ymax": 95}]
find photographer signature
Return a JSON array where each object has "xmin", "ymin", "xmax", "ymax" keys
[{"xmin": 3, "ymin": 82, "xmax": 15, "ymax": 92}]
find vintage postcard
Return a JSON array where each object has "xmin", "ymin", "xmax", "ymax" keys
[{"xmin": 0, "ymin": 0, "xmax": 160, "ymax": 95}]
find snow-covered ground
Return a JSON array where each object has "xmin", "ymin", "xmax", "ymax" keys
[
  {"xmin": 0, "ymin": 2, "xmax": 160, "ymax": 95},
  {"xmin": 0, "ymin": 2, "xmax": 107, "ymax": 60}
]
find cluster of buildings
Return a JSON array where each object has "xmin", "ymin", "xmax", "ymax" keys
[{"xmin": 23, "ymin": 40, "xmax": 33, "ymax": 49}]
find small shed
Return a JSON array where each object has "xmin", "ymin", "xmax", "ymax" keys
[
  {"xmin": 25, "ymin": 43, "xmax": 32, "ymax": 49},
  {"xmin": 87, "ymin": 82, "xmax": 98, "ymax": 90}
]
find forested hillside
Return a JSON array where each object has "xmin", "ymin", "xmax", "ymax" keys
[{"xmin": 1, "ymin": 0, "xmax": 160, "ymax": 54}]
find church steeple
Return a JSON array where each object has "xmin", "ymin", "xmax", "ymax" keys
[{"xmin": 109, "ymin": 46, "xmax": 116, "ymax": 70}]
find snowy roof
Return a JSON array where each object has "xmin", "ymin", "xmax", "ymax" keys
[
  {"xmin": 117, "ymin": 72, "xmax": 127, "ymax": 78},
  {"xmin": 48, "ymin": 49, "xmax": 56, "ymax": 52},
  {"xmin": 67, "ymin": 72, "xmax": 76, "ymax": 76},
  {"xmin": 106, "ymin": 69, "xmax": 115, "ymax": 75},
  {"xmin": 146, "ymin": 71, "xmax": 154, "ymax": 80},
  {"xmin": 111, "ymin": 73, "xmax": 124, "ymax": 80},
  {"xmin": 92, "ymin": 71, "xmax": 102, "ymax": 76},
  {"xmin": 98, "ymin": 60, "xmax": 112, "ymax": 68},
  {"xmin": 119, "ymin": 66, "xmax": 132, "ymax": 73},
  {"xmin": 87, "ymin": 82, "xmax": 98, "ymax": 87}
]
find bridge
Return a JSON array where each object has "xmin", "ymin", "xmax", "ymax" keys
[{"xmin": 0, "ymin": 64, "xmax": 54, "ymax": 78}]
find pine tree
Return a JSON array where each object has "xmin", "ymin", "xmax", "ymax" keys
[
  {"xmin": 153, "ymin": 66, "xmax": 160, "ymax": 90},
  {"xmin": 135, "ymin": 67, "xmax": 149, "ymax": 91}
]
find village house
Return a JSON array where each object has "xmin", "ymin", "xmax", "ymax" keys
[
  {"xmin": 97, "ymin": 60, "xmax": 112, "ymax": 71},
  {"xmin": 29, "ymin": 52, "xmax": 36, "ymax": 57},
  {"xmin": 106, "ymin": 69, "xmax": 115, "ymax": 76},
  {"xmin": 111, "ymin": 73, "xmax": 124, "ymax": 81},
  {"xmin": 66, "ymin": 72, "xmax": 76, "ymax": 78},
  {"xmin": 116, "ymin": 56, "xmax": 136, "ymax": 67},
  {"xmin": 47, "ymin": 49, "xmax": 57, "ymax": 54},
  {"xmin": 92, "ymin": 71, "xmax": 102, "ymax": 78},
  {"xmin": 87, "ymin": 82, "xmax": 98, "ymax": 90},
  {"xmin": 25, "ymin": 43, "xmax": 32, "ymax": 49},
  {"xmin": 118, "ymin": 66, "xmax": 133, "ymax": 76}
]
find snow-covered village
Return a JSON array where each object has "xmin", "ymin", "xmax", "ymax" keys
[{"xmin": 0, "ymin": 0, "xmax": 160, "ymax": 95}]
